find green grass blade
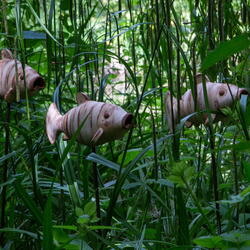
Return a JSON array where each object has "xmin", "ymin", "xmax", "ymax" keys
[
  {"xmin": 42, "ymin": 195, "xmax": 53, "ymax": 250},
  {"xmin": 25, "ymin": 0, "xmax": 62, "ymax": 46},
  {"xmin": 14, "ymin": 180, "xmax": 43, "ymax": 225}
]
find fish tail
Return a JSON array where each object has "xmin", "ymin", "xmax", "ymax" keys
[
  {"xmin": 165, "ymin": 91, "xmax": 177, "ymax": 132},
  {"xmin": 1, "ymin": 49, "xmax": 13, "ymax": 59},
  {"xmin": 46, "ymin": 103, "xmax": 63, "ymax": 144}
]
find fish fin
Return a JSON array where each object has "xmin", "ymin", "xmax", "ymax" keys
[
  {"xmin": 4, "ymin": 88, "xmax": 15, "ymax": 103},
  {"xmin": 63, "ymin": 134, "xmax": 70, "ymax": 141},
  {"xmin": 185, "ymin": 121, "xmax": 193, "ymax": 128},
  {"xmin": 196, "ymin": 73, "xmax": 210, "ymax": 84},
  {"xmin": 1, "ymin": 49, "xmax": 13, "ymax": 59},
  {"xmin": 46, "ymin": 103, "xmax": 63, "ymax": 144},
  {"xmin": 204, "ymin": 114, "xmax": 216, "ymax": 125},
  {"xmin": 76, "ymin": 92, "xmax": 90, "ymax": 105},
  {"xmin": 90, "ymin": 127, "xmax": 104, "ymax": 145}
]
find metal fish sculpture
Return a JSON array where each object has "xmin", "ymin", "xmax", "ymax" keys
[
  {"xmin": 0, "ymin": 49, "xmax": 45, "ymax": 103},
  {"xmin": 166, "ymin": 74, "xmax": 249, "ymax": 132},
  {"xmin": 46, "ymin": 92, "xmax": 134, "ymax": 146}
]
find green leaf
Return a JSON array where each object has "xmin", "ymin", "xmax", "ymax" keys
[
  {"xmin": 168, "ymin": 175, "xmax": 185, "ymax": 188},
  {"xmin": 43, "ymin": 196, "xmax": 53, "ymax": 250},
  {"xmin": 84, "ymin": 201, "xmax": 96, "ymax": 217},
  {"xmin": 86, "ymin": 153, "xmax": 120, "ymax": 172},
  {"xmin": 77, "ymin": 215, "xmax": 90, "ymax": 225},
  {"xmin": 220, "ymin": 141, "xmax": 250, "ymax": 152},
  {"xmin": 222, "ymin": 231, "xmax": 250, "ymax": 243},
  {"xmin": 243, "ymin": 161, "xmax": 250, "ymax": 182},
  {"xmin": 240, "ymin": 185, "xmax": 250, "ymax": 197},
  {"xmin": 117, "ymin": 148, "xmax": 150, "ymax": 165},
  {"xmin": 53, "ymin": 228, "xmax": 70, "ymax": 244},
  {"xmin": 53, "ymin": 225, "xmax": 77, "ymax": 231},
  {"xmin": 75, "ymin": 207, "xmax": 84, "ymax": 217},
  {"xmin": 201, "ymin": 34, "xmax": 250, "ymax": 71},
  {"xmin": 193, "ymin": 235, "xmax": 224, "ymax": 248},
  {"xmin": 0, "ymin": 151, "xmax": 17, "ymax": 164},
  {"xmin": 0, "ymin": 228, "xmax": 39, "ymax": 240}
]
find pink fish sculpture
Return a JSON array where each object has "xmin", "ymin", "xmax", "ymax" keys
[
  {"xmin": 46, "ymin": 92, "xmax": 134, "ymax": 146},
  {"xmin": 166, "ymin": 74, "xmax": 249, "ymax": 131},
  {"xmin": 0, "ymin": 49, "xmax": 45, "ymax": 103}
]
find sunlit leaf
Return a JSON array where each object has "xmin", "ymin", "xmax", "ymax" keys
[{"xmin": 201, "ymin": 34, "xmax": 250, "ymax": 71}]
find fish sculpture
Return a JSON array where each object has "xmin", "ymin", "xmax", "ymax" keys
[
  {"xmin": 0, "ymin": 49, "xmax": 45, "ymax": 103},
  {"xmin": 46, "ymin": 92, "xmax": 134, "ymax": 146},
  {"xmin": 165, "ymin": 74, "xmax": 249, "ymax": 132}
]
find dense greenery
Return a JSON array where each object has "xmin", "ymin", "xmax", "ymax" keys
[{"xmin": 0, "ymin": 0, "xmax": 250, "ymax": 249}]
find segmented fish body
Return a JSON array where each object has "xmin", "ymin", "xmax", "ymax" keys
[
  {"xmin": 0, "ymin": 49, "xmax": 45, "ymax": 103},
  {"xmin": 166, "ymin": 74, "xmax": 249, "ymax": 131},
  {"xmin": 46, "ymin": 92, "xmax": 133, "ymax": 146}
]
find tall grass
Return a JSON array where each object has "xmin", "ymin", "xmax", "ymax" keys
[{"xmin": 0, "ymin": 0, "xmax": 250, "ymax": 249}]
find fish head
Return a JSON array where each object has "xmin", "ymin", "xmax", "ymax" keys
[
  {"xmin": 95, "ymin": 103, "xmax": 133, "ymax": 144},
  {"xmin": 212, "ymin": 83, "xmax": 249, "ymax": 109},
  {"xmin": 18, "ymin": 65, "xmax": 45, "ymax": 94}
]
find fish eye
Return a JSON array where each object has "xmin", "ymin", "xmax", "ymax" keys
[
  {"xmin": 104, "ymin": 112, "xmax": 110, "ymax": 119},
  {"xmin": 219, "ymin": 89, "xmax": 225, "ymax": 96},
  {"xmin": 19, "ymin": 74, "xmax": 24, "ymax": 80}
]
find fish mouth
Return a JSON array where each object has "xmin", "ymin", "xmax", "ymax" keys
[
  {"xmin": 30, "ymin": 76, "xmax": 45, "ymax": 90},
  {"xmin": 122, "ymin": 113, "xmax": 134, "ymax": 129},
  {"xmin": 238, "ymin": 88, "xmax": 249, "ymax": 98}
]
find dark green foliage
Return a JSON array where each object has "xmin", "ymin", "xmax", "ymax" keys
[{"xmin": 0, "ymin": 0, "xmax": 250, "ymax": 249}]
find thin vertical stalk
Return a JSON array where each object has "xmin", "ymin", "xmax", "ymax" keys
[
  {"xmin": 59, "ymin": 5, "xmax": 66, "ymax": 79},
  {"xmin": 241, "ymin": 0, "xmax": 247, "ymax": 24},
  {"xmin": 150, "ymin": 109, "xmax": 158, "ymax": 180},
  {"xmin": 192, "ymin": 40, "xmax": 197, "ymax": 112},
  {"xmin": 104, "ymin": 23, "xmax": 164, "ymax": 238},
  {"xmin": 15, "ymin": 0, "xmax": 30, "ymax": 120},
  {"xmin": 164, "ymin": 0, "xmax": 181, "ymax": 163},
  {"xmin": 92, "ymin": 147, "xmax": 101, "ymax": 222},
  {"xmin": 127, "ymin": 0, "xmax": 136, "ymax": 79},
  {"xmin": 127, "ymin": 0, "xmax": 143, "ymax": 144},
  {"xmin": 218, "ymin": 0, "xmax": 224, "ymax": 42},
  {"xmin": 82, "ymin": 159, "xmax": 90, "ymax": 202},
  {"xmin": 44, "ymin": 0, "xmax": 52, "ymax": 90},
  {"xmin": 196, "ymin": 135, "xmax": 203, "ymax": 199},
  {"xmin": 155, "ymin": 0, "xmax": 164, "ymax": 132},
  {"xmin": 200, "ymin": 72, "xmax": 221, "ymax": 233},
  {"xmin": 101, "ymin": 0, "xmax": 110, "ymax": 80},
  {"xmin": 233, "ymin": 135, "xmax": 239, "ymax": 225},
  {"xmin": 2, "ymin": 0, "xmax": 10, "ymax": 47},
  {"xmin": 165, "ymin": 0, "xmax": 176, "ymax": 147},
  {"xmin": 208, "ymin": 125, "xmax": 221, "ymax": 234},
  {"xmin": 117, "ymin": 0, "xmax": 122, "ymax": 60},
  {"xmin": 53, "ymin": 0, "xmax": 59, "ymax": 86},
  {"xmin": 176, "ymin": 23, "xmax": 181, "ymax": 122},
  {"xmin": 113, "ymin": 14, "xmax": 121, "ymax": 61},
  {"xmin": 0, "ymin": 103, "xmax": 11, "ymax": 245},
  {"xmin": 59, "ymin": 160, "xmax": 65, "ymax": 223},
  {"xmin": 164, "ymin": 0, "xmax": 190, "ymax": 245},
  {"xmin": 58, "ymin": 3, "xmax": 65, "ymax": 222},
  {"xmin": 218, "ymin": 0, "xmax": 227, "ymax": 76},
  {"xmin": 208, "ymin": 0, "xmax": 215, "ymax": 49},
  {"xmin": 27, "ymin": 137, "xmax": 40, "ymax": 205},
  {"xmin": 1, "ymin": 5, "xmax": 11, "ymax": 244}
]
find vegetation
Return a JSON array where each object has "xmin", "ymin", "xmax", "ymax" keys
[{"xmin": 0, "ymin": 0, "xmax": 250, "ymax": 249}]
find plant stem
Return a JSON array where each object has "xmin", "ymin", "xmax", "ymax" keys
[
  {"xmin": 0, "ymin": 103, "xmax": 11, "ymax": 245},
  {"xmin": 208, "ymin": 125, "xmax": 221, "ymax": 234},
  {"xmin": 92, "ymin": 147, "xmax": 101, "ymax": 221},
  {"xmin": 184, "ymin": 178, "xmax": 214, "ymax": 234}
]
